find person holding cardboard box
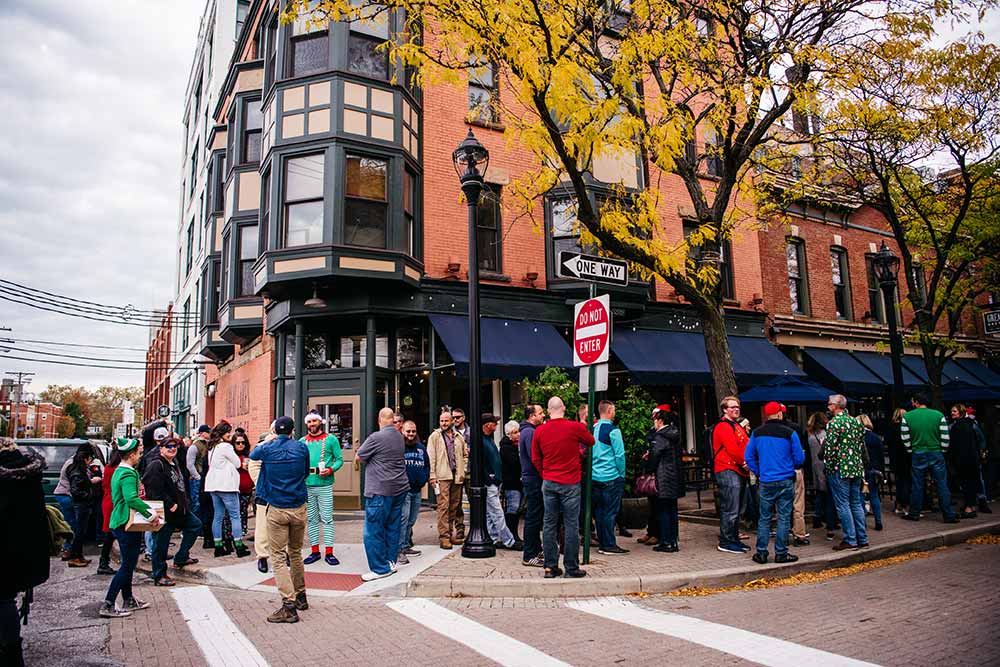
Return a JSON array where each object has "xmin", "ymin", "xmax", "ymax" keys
[{"xmin": 101, "ymin": 438, "xmax": 160, "ymax": 619}]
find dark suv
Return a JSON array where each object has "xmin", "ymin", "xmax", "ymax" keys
[{"xmin": 16, "ymin": 438, "xmax": 110, "ymax": 504}]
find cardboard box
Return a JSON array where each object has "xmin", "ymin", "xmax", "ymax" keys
[{"xmin": 125, "ymin": 500, "xmax": 164, "ymax": 532}]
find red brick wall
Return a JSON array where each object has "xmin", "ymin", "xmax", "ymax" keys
[
  {"xmin": 213, "ymin": 345, "xmax": 274, "ymax": 438},
  {"xmin": 144, "ymin": 307, "xmax": 172, "ymax": 422}
]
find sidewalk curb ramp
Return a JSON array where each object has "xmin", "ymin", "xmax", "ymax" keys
[{"xmin": 404, "ymin": 519, "xmax": 1000, "ymax": 598}]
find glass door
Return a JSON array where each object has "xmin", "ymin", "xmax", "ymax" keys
[{"xmin": 307, "ymin": 394, "xmax": 362, "ymax": 508}]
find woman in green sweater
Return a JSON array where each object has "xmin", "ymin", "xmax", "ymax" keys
[{"xmin": 100, "ymin": 438, "xmax": 160, "ymax": 619}]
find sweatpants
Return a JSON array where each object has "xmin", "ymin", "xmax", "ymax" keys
[{"xmin": 306, "ymin": 484, "xmax": 335, "ymax": 547}]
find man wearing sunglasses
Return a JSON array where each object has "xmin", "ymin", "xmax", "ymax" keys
[{"xmin": 141, "ymin": 437, "xmax": 202, "ymax": 586}]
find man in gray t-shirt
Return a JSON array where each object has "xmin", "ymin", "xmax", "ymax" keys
[{"xmin": 357, "ymin": 407, "xmax": 410, "ymax": 580}]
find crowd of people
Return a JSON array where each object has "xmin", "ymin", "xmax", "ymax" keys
[{"xmin": 1, "ymin": 387, "xmax": 992, "ymax": 643}]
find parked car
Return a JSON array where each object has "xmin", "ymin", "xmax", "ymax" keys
[{"xmin": 16, "ymin": 438, "xmax": 109, "ymax": 504}]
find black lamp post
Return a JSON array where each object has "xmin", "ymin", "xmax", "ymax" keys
[
  {"xmin": 872, "ymin": 241, "xmax": 905, "ymax": 410},
  {"xmin": 453, "ymin": 129, "xmax": 495, "ymax": 559}
]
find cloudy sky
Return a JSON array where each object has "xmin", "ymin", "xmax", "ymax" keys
[
  {"xmin": 0, "ymin": 0, "xmax": 204, "ymax": 394},
  {"xmin": 0, "ymin": 2, "xmax": 995, "ymax": 397}
]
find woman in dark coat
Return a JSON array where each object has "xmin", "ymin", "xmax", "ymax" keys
[
  {"xmin": 885, "ymin": 408, "xmax": 910, "ymax": 515},
  {"xmin": 649, "ymin": 407, "xmax": 685, "ymax": 553},
  {"xmin": 0, "ymin": 436, "xmax": 49, "ymax": 666},
  {"xmin": 66, "ymin": 445, "xmax": 101, "ymax": 567},
  {"xmin": 949, "ymin": 405, "xmax": 981, "ymax": 518}
]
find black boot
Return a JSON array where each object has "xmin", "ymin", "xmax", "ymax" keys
[
  {"xmin": 223, "ymin": 539, "xmax": 234, "ymax": 555},
  {"xmin": 504, "ymin": 513, "xmax": 521, "ymax": 542},
  {"xmin": 202, "ymin": 537, "xmax": 213, "ymax": 550}
]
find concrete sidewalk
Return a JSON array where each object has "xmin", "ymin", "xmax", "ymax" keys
[{"xmin": 406, "ymin": 503, "xmax": 1000, "ymax": 598}]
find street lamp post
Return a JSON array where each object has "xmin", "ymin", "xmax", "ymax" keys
[
  {"xmin": 453, "ymin": 129, "xmax": 495, "ymax": 559},
  {"xmin": 872, "ymin": 241, "xmax": 905, "ymax": 410}
]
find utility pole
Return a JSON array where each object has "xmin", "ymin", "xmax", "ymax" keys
[{"xmin": 5, "ymin": 371, "xmax": 34, "ymax": 439}]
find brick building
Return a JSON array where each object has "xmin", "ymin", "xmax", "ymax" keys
[
  {"xmin": 2, "ymin": 402, "xmax": 64, "ymax": 438},
  {"xmin": 143, "ymin": 306, "xmax": 173, "ymax": 423},
  {"xmin": 156, "ymin": 0, "xmax": 999, "ymax": 506}
]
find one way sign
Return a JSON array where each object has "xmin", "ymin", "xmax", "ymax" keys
[{"xmin": 558, "ymin": 251, "xmax": 630, "ymax": 287}]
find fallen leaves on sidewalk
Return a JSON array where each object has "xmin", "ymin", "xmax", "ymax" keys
[
  {"xmin": 966, "ymin": 533, "xmax": 1000, "ymax": 545},
  {"xmin": 665, "ymin": 550, "xmax": 936, "ymax": 598}
]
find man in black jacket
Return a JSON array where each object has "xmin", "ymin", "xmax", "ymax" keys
[
  {"xmin": 0, "ymin": 436, "xmax": 49, "ymax": 667},
  {"xmin": 141, "ymin": 437, "xmax": 201, "ymax": 586}
]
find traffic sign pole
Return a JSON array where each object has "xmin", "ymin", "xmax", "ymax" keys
[{"xmin": 583, "ymin": 283, "xmax": 597, "ymax": 565}]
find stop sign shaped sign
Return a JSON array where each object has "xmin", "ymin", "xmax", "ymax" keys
[{"xmin": 573, "ymin": 294, "xmax": 611, "ymax": 366}]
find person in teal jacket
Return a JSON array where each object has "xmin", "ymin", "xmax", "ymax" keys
[
  {"xmin": 592, "ymin": 400, "xmax": 628, "ymax": 555},
  {"xmin": 301, "ymin": 412, "xmax": 344, "ymax": 566}
]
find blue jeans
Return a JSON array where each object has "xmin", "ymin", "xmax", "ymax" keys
[
  {"xmin": 211, "ymin": 492, "xmax": 243, "ymax": 541},
  {"xmin": 716, "ymin": 470, "xmax": 744, "ymax": 547},
  {"xmin": 865, "ymin": 471, "xmax": 882, "ymax": 525},
  {"xmin": 909, "ymin": 450, "xmax": 955, "ymax": 520},
  {"xmin": 592, "ymin": 477, "xmax": 624, "ymax": 550},
  {"xmin": 486, "ymin": 485, "xmax": 515, "ymax": 546},
  {"xmin": 363, "ymin": 492, "xmax": 406, "ymax": 575},
  {"xmin": 398, "ymin": 490, "xmax": 422, "ymax": 551},
  {"xmin": 828, "ymin": 472, "xmax": 868, "ymax": 546},
  {"xmin": 522, "ymin": 479, "xmax": 543, "ymax": 561},
  {"xmin": 151, "ymin": 512, "xmax": 203, "ymax": 581},
  {"xmin": 69, "ymin": 501, "xmax": 94, "ymax": 559},
  {"xmin": 756, "ymin": 477, "xmax": 795, "ymax": 556},
  {"xmin": 654, "ymin": 497, "xmax": 679, "ymax": 546},
  {"xmin": 55, "ymin": 494, "xmax": 75, "ymax": 551},
  {"xmin": 105, "ymin": 529, "xmax": 141, "ymax": 605},
  {"xmin": 542, "ymin": 480, "xmax": 581, "ymax": 572},
  {"xmin": 504, "ymin": 489, "xmax": 522, "ymax": 514},
  {"xmin": 188, "ymin": 478, "xmax": 201, "ymax": 516}
]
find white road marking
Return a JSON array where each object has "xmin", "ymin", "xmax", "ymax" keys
[
  {"xmin": 171, "ymin": 585, "xmax": 268, "ymax": 667},
  {"xmin": 388, "ymin": 598, "xmax": 571, "ymax": 667},
  {"xmin": 568, "ymin": 597, "xmax": 880, "ymax": 667}
]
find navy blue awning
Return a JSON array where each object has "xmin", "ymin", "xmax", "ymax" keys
[
  {"xmin": 853, "ymin": 351, "xmax": 926, "ymax": 389},
  {"xmin": 612, "ymin": 330, "xmax": 804, "ymax": 385},
  {"xmin": 739, "ymin": 376, "xmax": 843, "ymax": 404},
  {"xmin": 802, "ymin": 348, "xmax": 885, "ymax": 395},
  {"xmin": 942, "ymin": 381, "xmax": 1000, "ymax": 402},
  {"xmin": 956, "ymin": 358, "xmax": 1000, "ymax": 389},
  {"xmin": 428, "ymin": 315, "xmax": 573, "ymax": 380}
]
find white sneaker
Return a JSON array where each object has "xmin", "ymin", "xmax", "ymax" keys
[
  {"xmin": 389, "ymin": 560, "xmax": 398, "ymax": 572},
  {"xmin": 361, "ymin": 570, "xmax": 395, "ymax": 582}
]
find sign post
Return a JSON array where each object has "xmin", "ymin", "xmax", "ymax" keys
[{"xmin": 573, "ymin": 291, "xmax": 612, "ymax": 565}]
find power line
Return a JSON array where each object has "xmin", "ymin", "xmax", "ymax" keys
[
  {"xmin": 0, "ymin": 354, "xmax": 208, "ymax": 372},
  {"xmin": 0, "ymin": 292, "xmax": 199, "ymax": 329},
  {"xmin": 0, "ymin": 279, "xmax": 190, "ymax": 318},
  {"xmin": 1, "ymin": 344, "xmax": 207, "ymax": 368},
  {"xmin": 0, "ymin": 285, "xmax": 199, "ymax": 326},
  {"xmin": 9, "ymin": 337, "xmax": 182, "ymax": 355}
]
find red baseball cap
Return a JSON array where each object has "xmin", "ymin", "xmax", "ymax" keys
[
  {"xmin": 966, "ymin": 407, "xmax": 976, "ymax": 416},
  {"xmin": 763, "ymin": 401, "xmax": 784, "ymax": 417}
]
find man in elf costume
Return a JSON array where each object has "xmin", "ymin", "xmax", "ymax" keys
[{"xmin": 301, "ymin": 411, "xmax": 344, "ymax": 565}]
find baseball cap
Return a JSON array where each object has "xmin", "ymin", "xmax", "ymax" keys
[
  {"xmin": 197, "ymin": 424, "xmax": 211, "ymax": 434},
  {"xmin": 481, "ymin": 413, "xmax": 499, "ymax": 424},
  {"xmin": 153, "ymin": 427, "xmax": 170, "ymax": 442},
  {"xmin": 966, "ymin": 407, "xmax": 976, "ymax": 416},
  {"xmin": 273, "ymin": 416, "xmax": 294, "ymax": 435},
  {"xmin": 763, "ymin": 401, "xmax": 784, "ymax": 417}
]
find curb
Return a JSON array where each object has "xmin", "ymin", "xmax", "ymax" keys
[{"xmin": 405, "ymin": 519, "xmax": 1000, "ymax": 598}]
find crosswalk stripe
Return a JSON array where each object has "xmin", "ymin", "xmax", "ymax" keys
[
  {"xmin": 171, "ymin": 586, "xmax": 269, "ymax": 667},
  {"xmin": 568, "ymin": 597, "xmax": 880, "ymax": 667},
  {"xmin": 388, "ymin": 598, "xmax": 571, "ymax": 667}
]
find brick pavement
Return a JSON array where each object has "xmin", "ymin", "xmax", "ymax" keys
[{"xmin": 410, "ymin": 502, "xmax": 1000, "ymax": 596}]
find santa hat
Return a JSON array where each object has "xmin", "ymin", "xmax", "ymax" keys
[{"xmin": 652, "ymin": 403, "xmax": 671, "ymax": 416}]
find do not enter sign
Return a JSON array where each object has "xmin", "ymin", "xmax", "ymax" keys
[{"xmin": 573, "ymin": 294, "xmax": 611, "ymax": 366}]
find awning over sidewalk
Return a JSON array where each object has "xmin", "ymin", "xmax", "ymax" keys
[
  {"xmin": 852, "ymin": 351, "xmax": 927, "ymax": 390},
  {"xmin": 739, "ymin": 376, "xmax": 843, "ymax": 404},
  {"xmin": 957, "ymin": 358, "xmax": 1000, "ymax": 388},
  {"xmin": 428, "ymin": 314, "xmax": 573, "ymax": 380},
  {"xmin": 801, "ymin": 348, "xmax": 885, "ymax": 395},
  {"xmin": 612, "ymin": 330, "xmax": 804, "ymax": 385}
]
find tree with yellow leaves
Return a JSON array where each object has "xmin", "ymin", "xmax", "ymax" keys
[
  {"xmin": 808, "ymin": 36, "xmax": 1000, "ymax": 406},
  {"xmin": 288, "ymin": 0, "xmax": 985, "ymax": 399}
]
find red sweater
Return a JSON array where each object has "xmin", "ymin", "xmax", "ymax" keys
[
  {"xmin": 531, "ymin": 418, "xmax": 596, "ymax": 485},
  {"xmin": 713, "ymin": 419, "xmax": 750, "ymax": 476}
]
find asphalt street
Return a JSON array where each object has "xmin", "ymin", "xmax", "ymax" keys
[{"xmin": 21, "ymin": 539, "xmax": 1000, "ymax": 667}]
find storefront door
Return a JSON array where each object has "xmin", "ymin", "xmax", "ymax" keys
[{"xmin": 307, "ymin": 394, "xmax": 363, "ymax": 509}]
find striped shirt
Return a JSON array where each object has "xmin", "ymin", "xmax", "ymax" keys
[{"xmin": 900, "ymin": 407, "xmax": 950, "ymax": 453}]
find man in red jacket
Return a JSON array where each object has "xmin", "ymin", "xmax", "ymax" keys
[
  {"xmin": 532, "ymin": 397, "xmax": 595, "ymax": 579},
  {"xmin": 713, "ymin": 395, "xmax": 751, "ymax": 554}
]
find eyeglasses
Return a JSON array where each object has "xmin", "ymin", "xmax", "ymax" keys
[
  {"xmin": 162, "ymin": 444, "xmax": 177, "ymax": 450},
  {"xmin": 724, "ymin": 404, "xmax": 740, "ymax": 410}
]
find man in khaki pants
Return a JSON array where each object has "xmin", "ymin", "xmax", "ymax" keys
[
  {"xmin": 248, "ymin": 428, "xmax": 273, "ymax": 573},
  {"xmin": 427, "ymin": 410, "xmax": 467, "ymax": 549},
  {"xmin": 248, "ymin": 416, "xmax": 310, "ymax": 623}
]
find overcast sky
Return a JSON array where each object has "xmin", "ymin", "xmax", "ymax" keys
[
  {"xmin": 0, "ymin": 0, "xmax": 204, "ymax": 395},
  {"xmin": 0, "ymin": 2, "xmax": 995, "ymax": 397}
]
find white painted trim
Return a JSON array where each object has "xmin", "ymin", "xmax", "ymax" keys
[
  {"xmin": 568, "ymin": 597, "xmax": 880, "ymax": 667},
  {"xmin": 388, "ymin": 598, "xmax": 571, "ymax": 667},
  {"xmin": 171, "ymin": 585, "xmax": 269, "ymax": 667}
]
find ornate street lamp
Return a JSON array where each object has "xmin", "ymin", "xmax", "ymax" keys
[
  {"xmin": 452, "ymin": 129, "xmax": 494, "ymax": 559},
  {"xmin": 872, "ymin": 241, "xmax": 905, "ymax": 409}
]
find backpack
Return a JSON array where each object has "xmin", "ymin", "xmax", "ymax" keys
[{"xmin": 701, "ymin": 420, "xmax": 737, "ymax": 469}]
